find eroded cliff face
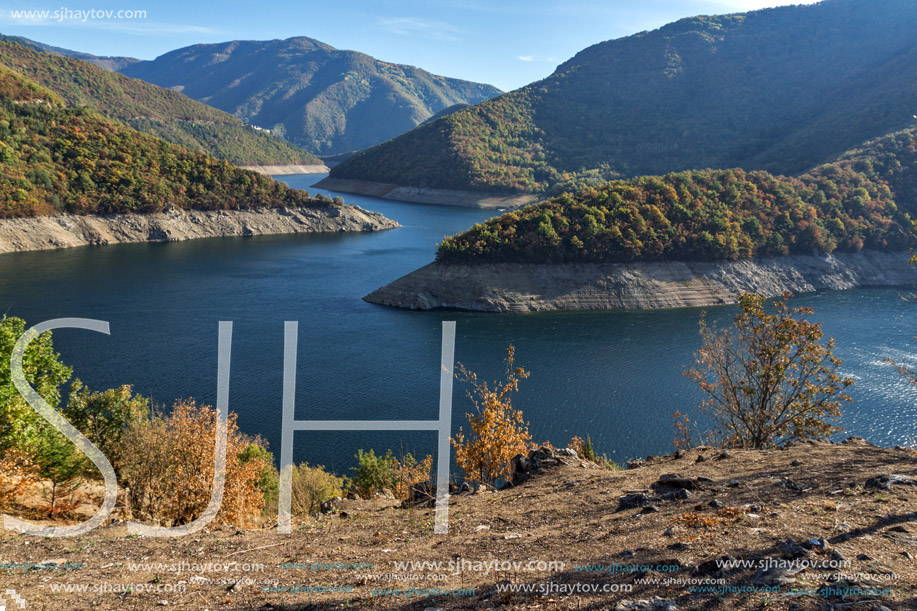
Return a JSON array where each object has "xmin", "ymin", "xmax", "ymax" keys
[
  {"xmin": 364, "ymin": 251, "xmax": 917, "ymax": 312},
  {"xmin": 0, "ymin": 205, "xmax": 398, "ymax": 254}
]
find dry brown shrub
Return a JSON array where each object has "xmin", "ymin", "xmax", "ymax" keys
[
  {"xmin": 0, "ymin": 449, "xmax": 37, "ymax": 513},
  {"xmin": 120, "ymin": 399, "xmax": 267, "ymax": 527},
  {"xmin": 391, "ymin": 453, "xmax": 433, "ymax": 502}
]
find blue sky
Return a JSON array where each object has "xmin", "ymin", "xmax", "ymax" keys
[{"xmin": 1, "ymin": 0, "xmax": 820, "ymax": 91}]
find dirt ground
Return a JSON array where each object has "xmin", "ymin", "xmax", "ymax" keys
[{"xmin": 2, "ymin": 438, "xmax": 917, "ymax": 610}]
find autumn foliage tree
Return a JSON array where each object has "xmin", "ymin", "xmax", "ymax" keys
[
  {"xmin": 685, "ymin": 292, "xmax": 854, "ymax": 449},
  {"xmin": 452, "ymin": 345, "xmax": 532, "ymax": 486}
]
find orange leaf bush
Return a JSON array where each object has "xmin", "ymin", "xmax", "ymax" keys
[{"xmin": 452, "ymin": 345, "xmax": 531, "ymax": 487}]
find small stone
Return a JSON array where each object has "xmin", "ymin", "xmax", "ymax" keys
[
  {"xmin": 475, "ymin": 525, "xmax": 490, "ymax": 532},
  {"xmin": 717, "ymin": 451, "xmax": 732, "ymax": 460},
  {"xmin": 663, "ymin": 526, "xmax": 678, "ymax": 537},
  {"xmin": 503, "ymin": 533, "xmax": 522, "ymax": 540},
  {"xmin": 753, "ymin": 563, "xmax": 804, "ymax": 586},
  {"xmin": 708, "ymin": 499, "xmax": 724, "ymax": 509},
  {"xmin": 695, "ymin": 454, "xmax": 707, "ymax": 463},
  {"xmin": 866, "ymin": 474, "xmax": 917, "ymax": 490},
  {"xmin": 657, "ymin": 474, "xmax": 698, "ymax": 489},
  {"xmin": 621, "ymin": 550, "xmax": 635, "ymax": 558},
  {"xmin": 777, "ymin": 538, "xmax": 808, "ymax": 558},
  {"xmin": 614, "ymin": 597, "xmax": 679, "ymax": 610},
  {"xmin": 856, "ymin": 553, "xmax": 872, "ymax": 561},
  {"xmin": 791, "ymin": 460, "xmax": 801, "ymax": 466},
  {"xmin": 618, "ymin": 493, "xmax": 649, "ymax": 510},
  {"xmin": 641, "ymin": 505, "xmax": 659, "ymax": 514},
  {"xmin": 158, "ymin": 602, "xmax": 169, "ymax": 607},
  {"xmin": 901, "ymin": 551, "xmax": 913, "ymax": 560},
  {"xmin": 830, "ymin": 550, "xmax": 846, "ymax": 562}
]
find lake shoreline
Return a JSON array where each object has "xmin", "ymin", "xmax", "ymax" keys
[
  {"xmin": 313, "ymin": 176, "xmax": 539, "ymax": 209},
  {"xmin": 364, "ymin": 250, "xmax": 917, "ymax": 312},
  {"xmin": 0, "ymin": 205, "xmax": 399, "ymax": 254},
  {"xmin": 238, "ymin": 164, "xmax": 330, "ymax": 175}
]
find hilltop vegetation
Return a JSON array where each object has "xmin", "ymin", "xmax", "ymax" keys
[
  {"xmin": 120, "ymin": 36, "xmax": 502, "ymax": 155},
  {"xmin": 0, "ymin": 33, "xmax": 139, "ymax": 71},
  {"xmin": 0, "ymin": 65, "xmax": 324, "ymax": 218},
  {"xmin": 333, "ymin": 0, "xmax": 917, "ymax": 194},
  {"xmin": 0, "ymin": 41, "xmax": 318, "ymax": 166},
  {"xmin": 437, "ymin": 127, "xmax": 917, "ymax": 264}
]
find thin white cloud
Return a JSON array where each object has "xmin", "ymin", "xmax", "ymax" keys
[
  {"xmin": 378, "ymin": 17, "xmax": 464, "ymax": 41},
  {"xmin": 517, "ymin": 54, "xmax": 557, "ymax": 63}
]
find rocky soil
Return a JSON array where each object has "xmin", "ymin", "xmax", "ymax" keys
[
  {"xmin": 364, "ymin": 251, "xmax": 917, "ymax": 312},
  {"xmin": 2, "ymin": 440, "xmax": 916, "ymax": 610},
  {"xmin": 0, "ymin": 205, "xmax": 399, "ymax": 254}
]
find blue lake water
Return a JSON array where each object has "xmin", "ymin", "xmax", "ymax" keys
[{"xmin": 0, "ymin": 173, "xmax": 915, "ymax": 472}]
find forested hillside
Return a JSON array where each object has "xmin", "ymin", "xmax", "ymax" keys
[
  {"xmin": 333, "ymin": 0, "xmax": 917, "ymax": 195},
  {"xmin": 437, "ymin": 127, "xmax": 917, "ymax": 264},
  {"xmin": 0, "ymin": 65, "xmax": 324, "ymax": 218},
  {"xmin": 0, "ymin": 41, "xmax": 319, "ymax": 166}
]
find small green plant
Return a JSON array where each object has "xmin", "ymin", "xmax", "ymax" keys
[
  {"xmin": 349, "ymin": 449, "xmax": 432, "ymax": 501},
  {"xmin": 239, "ymin": 442, "xmax": 279, "ymax": 516},
  {"xmin": 289, "ymin": 463, "xmax": 343, "ymax": 517},
  {"xmin": 350, "ymin": 449, "xmax": 395, "ymax": 498}
]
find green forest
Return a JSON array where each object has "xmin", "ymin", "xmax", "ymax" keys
[
  {"xmin": 0, "ymin": 41, "xmax": 318, "ymax": 166},
  {"xmin": 0, "ymin": 65, "xmax": 325, "ymax": 218},
  {"xmin": 332, "ymin": 0, "xmax": 917, "ymax": 195},
  {"xmin": 437, "ymin": 127, "xmax": 917, "ymax": 264}
]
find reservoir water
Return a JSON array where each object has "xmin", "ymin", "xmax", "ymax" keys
[{"xmin": 0, "ymin": 173, "xmax": 915, "ymax": 472}]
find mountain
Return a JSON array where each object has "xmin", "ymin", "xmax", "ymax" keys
[
  {"xmin": 329, "ymin": 0, "xmax": 917, "ymax": 199},
  {"xmin": 119, "ymin": 36, "xmax": 503, "ymax": 155},
  {"xmin": 0, "ymin": 40, "xmax": 320, "ymax": 166},
  {"xmin": 0, "ymin": 64, "xmax": 324, "ymax": 217},
  {"xmin": 436, "ymin": 124, "xmax": 917, "ymax": 265},
  {"xmin": 0, "ymin": 33, "xmax": 139, "ymax": 71}
]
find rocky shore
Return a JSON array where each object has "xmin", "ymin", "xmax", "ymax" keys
[
  {"xmin": 313, "ymin": 177, "xmax": 539, "ymax": 209},
  {"xmin": 364, "ymin": 250, "xmax": 917, "ymax": 312},
  {"xmin": 238, "ymin": 164, "xmax": 330, "ymax": 175},
  {"xmin": 0, "ymin": 205, "xmax": 398, "ymax": 254}
]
